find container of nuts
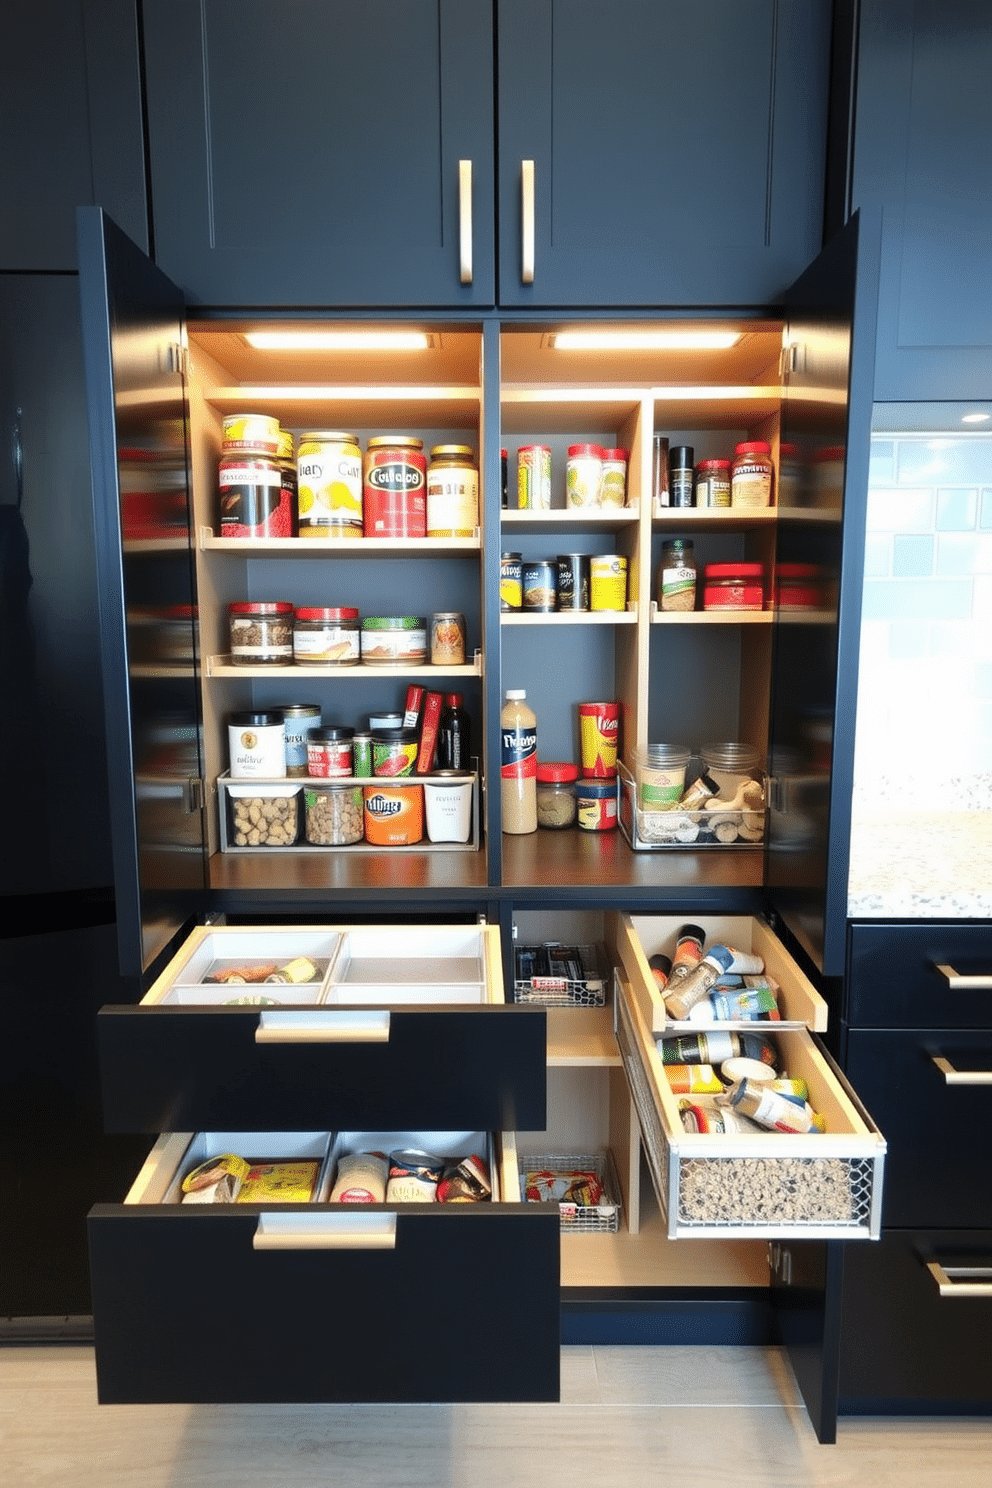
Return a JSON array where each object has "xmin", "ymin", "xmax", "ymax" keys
[
  {"xmin": 303, "ymin": 783, "xmax": 365, "ymax": 845},
  {"xmin": 224, "ymin": 783, "xmax": 301, "ymax": 848}
]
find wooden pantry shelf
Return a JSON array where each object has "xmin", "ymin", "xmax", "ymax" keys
[
  {"xmin": 199, "ymin": 529, "xmax": 481, "ymax": 555},
  {"xmin": 205, "ymin": 658, "xmax": 483, "ymax": 679}
]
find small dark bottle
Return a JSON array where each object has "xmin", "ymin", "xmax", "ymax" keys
[
  {"xmin": 437, "ymin": 692, "xmax": 471, "ymax": 771},
  {"xmin": 669, "ymin": 445, "xmax": 695, "ymax": 508}
]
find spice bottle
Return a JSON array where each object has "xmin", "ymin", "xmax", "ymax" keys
[
  {"xmin": 501, "ymin": 689, "xmax": 537, "ymax": 834},
  {"xmin": 694, "ymin": 458, "xmax": 731, "ymax": 508},
  {"xmin": 669, "ymin": 446, "xmax": 695, "ymax": 508},
  {"xmin": 731, "ymin": 441, "xmax": 775, "ymax": 508},
  {"xmin": 437, "ymin": 693, "xmax": 471, "ymax": 772},
  {"xmin": 658, "ymin": 538, "xmax": 696, "ymax": 612}
]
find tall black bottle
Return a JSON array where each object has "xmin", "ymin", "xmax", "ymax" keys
[{"xmin": 437, "ymin": 692, "xmax": 471, "ymax": 771}]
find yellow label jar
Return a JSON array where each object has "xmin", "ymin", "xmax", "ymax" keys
[{"xmin": 427, "ymin": 445, "xmax": 478, "ymax": 536}]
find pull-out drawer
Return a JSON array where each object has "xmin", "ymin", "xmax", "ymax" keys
[
  {"xmin": 612, "ymin": 914, "xmax": 886, "ymax": 1240},
  {"xmin": 848, "ymin": 922, "xmax": 992, "ymax": 1029},
  {"xmin": 88, "ymin": 1128, "xmax": 560, "ymax": 1405},
  {"xmin": 845, "ymin": 1028, "xmax": 992, "ymax": 1229},
  {"xmin": 98, "ymin": 924, "xmax": 546, "ymax": 1132}
]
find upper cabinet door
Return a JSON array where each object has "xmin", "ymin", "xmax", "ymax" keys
[
  {"xmin": 496, "ymin": 0, "xmax": 832, "ymax": 308},
  {"xmin": 141, "ymin": 0, "xmax": 495, "ymax": 307},
  {"xmin": 766, "ymin": 208, "xmax": 882, "ymax": 978},
  {"xmin": 76, "ymin": 208, "xmax": 208, "ymax": 992},
  {"xmin": 851, "ymin": 0, "xmax": 992, "ymax": 398}
]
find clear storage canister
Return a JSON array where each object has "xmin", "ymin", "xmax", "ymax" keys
[
  {"xmin": 304, "ymin": 783, "xmax": 364, "ymax": 845},
  {"xmin": 228, "ymin": 601, "xmax": 294, "ymax": 665},
  {"xmin": 535, "ymin": 762, "xmax": 578, "ymax": 828},
  {"xmin": 293, "ymin": 606, "xmax": 360, "ymax": 666}
]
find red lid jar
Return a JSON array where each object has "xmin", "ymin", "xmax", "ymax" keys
[{"xmin": 702, "ymin": 562, "xmax": 765, "ymax": 612}]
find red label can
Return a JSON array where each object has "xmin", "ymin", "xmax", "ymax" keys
[
  {"xmin": 363, "ymin": 437, "xmax": 427, "ymax": 537},
  {"xmin": 219, "ymin": 452, "xmax": 293, "ymax": 538}
]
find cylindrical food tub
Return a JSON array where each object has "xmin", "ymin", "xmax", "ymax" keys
[
  {"xmin": 360, "ymin": 616, "xmax": 428, "ymax": 666},
  {"xmin": 303, "ymin": 783, "xmax": 364, "ymax": 845}
]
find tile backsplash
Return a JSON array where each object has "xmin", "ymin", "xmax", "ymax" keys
[{"xmin": 853, "ymin": 431, "xmax": 992, "ymax": 809}]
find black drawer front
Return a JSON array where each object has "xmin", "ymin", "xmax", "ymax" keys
[
  {"xmin": 848, "ymin": 922, "xmax": 992, "ymax": 1028},
  {"xmin": 89, "ymin": 1203, "xmax": 560, "ymax": 1404},
  {"xmin": 845, "ymin": 1029, "xmax": 992, "ymax": 1229},
  {"xmin": 98, "ymin": 1005, "xmax": 547, "ymax": 1133},
  {"xmin": 838, "ymin": 1229, "xmax": 992, "ymax": 1414}
]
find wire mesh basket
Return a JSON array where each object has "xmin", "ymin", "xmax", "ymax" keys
[
  {"xmin": 519, "ymin": 1150, "xmax": 621, "ymax": 1232},
  {"xmin": 513, "ymin": 942, "xmax": 608, "ymax": 1007}
]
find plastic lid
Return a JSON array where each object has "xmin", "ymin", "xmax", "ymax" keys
[
  {"xmin": 776, "ymin": 563, "xmax": 818, "ymax": 579},
  {"xmin": 366, "ymin": 435, "xmax": 423, "ymax": 449},
  {"xmin": 361, "ymin": 615, "xmax": 426, "ymax": 629},
  {"xmin": 634, "ymin": 743, "xmax": 691, "ymax": 763},
  {"xmin": 669, "ymin": 445, "xmax": 694, "ymax": 465},
  {"xmin": 501, "ymin": 448, "xmax": 508, "ymax": 457},
  {"xmin": 734, "ymin": 441, "xmax": 771, "ymax": 455},
  {"xmin": 703, "ymin": 562, "xmax": 764, "ymax": 579},
  {"xmin": 602, "ymin": 447, "xmax": 628, "ymax": 462},
  {"xmin": 227, "ymin": 710, "xmax": 284, "ymax": 727},
  {"xmin": 430, "ymin": 444, "xmax": 475, "ymax": 458},
  {"xmin": 370, "ymin": 727, "xmax": 417, "ymax": 742},
  {"xmin": 536, "ymin": 761, "xmax": 579, "ymax": 783},
  {"xmin": 443, "ymin": 693, "xmax": 464, "ymax": 707},
  {"xmin": 575, "ymin": 779, "xmax": 618, "ymax": 797},
  {"xmin": 505, "ymin": 689, "xmax": 526, "ymax": 699},
  {"xmin": 295, "ymin": 606, "xmax": 359, "ymax": 621},
  {"xmin": 299, "ymin": 431, "xmax": 359, "ymax": 444},
  {"xmin": 699, "ymin": 741, "xmax": 763, "ymax": 771},
  {"xmin": 308, "ymin": 726, "xmax": 355, "ymax": 742},
  {"xmin": 228, "ymin": 601, "xmax": 293, "ymax": 615},
  {"xmin": 697, "ymin": 458, "xmax": 731, "ymax": 470},
  {"xmin": 567, "ymin": 443, "xmax": 605, "ymax": 457}
]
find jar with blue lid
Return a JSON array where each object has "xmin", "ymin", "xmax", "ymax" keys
[{"xmin": 575, "ymin": 778, "xmax": 618, "ymax": 832}]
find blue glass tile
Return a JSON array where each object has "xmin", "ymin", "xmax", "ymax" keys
[
  {"xmin": 868, "ymin": 442, "xmax": 894, "ymax": 483},
  {"xmin": 861, "ymin": 579, "xmax": 973, "ymax": 622},
  {"xmin": 862, "ymin": 534, "xmax": 891, "ymax": 578},
  {"xmin": 937, "ymin": 533, "xmax": 992, "ymax": 576},
  {"xmin": 892, "ymin": 535, "xmax": 934, "ymax": 577},
  {"xmin": 865, "ymin": 488, "xmax": 935, "ymax": 532},
  {"xmin": 896, "ymin": 437, "xmax": 992, "ymax": 486},
  {"xmin": 936, "ymin": 488, "xmax": 978, "ymax": 530}
]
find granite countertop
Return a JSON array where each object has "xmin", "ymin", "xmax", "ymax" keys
[{"xmin": 848, "ymin": 809, "xmax": 992, "ymax": 918}]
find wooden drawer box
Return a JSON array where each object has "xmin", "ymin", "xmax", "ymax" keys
[
  {"xmin": 612, "ymin": 914, "xmax": 886, "ymax": 1240},
  {"xmin": 98, "ymin": 924, "xmax": 546, "ymax": 1133},
  {"xmin": 88, "ymin": 1127, "xmax": 560, "ymax": 1404}
]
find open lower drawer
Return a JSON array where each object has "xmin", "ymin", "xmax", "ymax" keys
[
  {"xmin": 98, "ymin": 923, "xmax": 546, "ymax": 1132},
  {"xmin": 88, "ymin": 1128, "xmax": 560, "ymax": 1405},
  {"xmin": 611, "ymin": 914, "xmax": 886, "ymax": 1241}
]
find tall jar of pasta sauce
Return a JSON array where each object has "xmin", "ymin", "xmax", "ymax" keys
[{"xmin": 363, "ymin": 436, "xmax": 427, "ymax": 537}]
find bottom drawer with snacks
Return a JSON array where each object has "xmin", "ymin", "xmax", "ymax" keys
[
  {"xmin": 611, "ymin": 914, "xmax": 886, "ymax": 1240},
  {"xmin": 88, "ymin": 1127, "xmax": 560, "ymax": 1405}
]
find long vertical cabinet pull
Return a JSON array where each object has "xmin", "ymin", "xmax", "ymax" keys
[
  {"xmin": 521, "ymin": 160, "xmax": 535, "ymax": 283},
  {"xmin": 459, "ymin": 159, "xmax": 473, "ymax": 284}
]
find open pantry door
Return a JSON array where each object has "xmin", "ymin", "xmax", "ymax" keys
[
  {"xmin": 77, "ymin": 207, "xmax": 207, "ymax": 992},
  {"xmin": 766, "ymin": 208, "xmax": 882, "ymax": 980}
]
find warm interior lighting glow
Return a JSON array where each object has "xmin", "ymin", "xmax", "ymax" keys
[
  {"xmin": 244, "ymin": 330, "xmax": 433, "ymax": 351},
  {"xmin": 961, "ymin": 412, "xmax": 991, "ymax": 424},
  {"xmin": 551, "ymin": 330, "xmax": 742, "ymax": 351}
]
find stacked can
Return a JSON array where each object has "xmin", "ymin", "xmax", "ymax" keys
[{"xmin": 219, "ymin": 414, "xmax": 294, "ymax": 538}]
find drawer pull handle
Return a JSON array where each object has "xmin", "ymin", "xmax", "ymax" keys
[
  {"xmin": 253, "ymin": 1213, "xmax": 397, "ymax": 1251},
  {"xmin": 934, "ymin": 962, "xmax": 992, "ymax": 990},
  {"xmin": 521, "ymin": 160, "xmax": 535, "ymax": 284},
  {"xmin": 458, "ymin": 158, "xmax": 473, "ymax": 284},
  {"xmin": 930, "ymin": 1055, "xmax": 992, "ymax": 1086},
  {"xmin": 926, "ymin": 1261, "xmax": 992, "ymax": 1298},
  {"xmin": 254, "ymin": 1011, "xmax": 391, "ymax": 1044}
]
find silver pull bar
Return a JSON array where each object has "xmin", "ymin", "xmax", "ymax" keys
[
  {"xmin": 521, "ymin": 160, "xmax": 535, "ymax": 284},
  {"xmin": 930, "ymin": 1054, "xmax": 992, "ymax": 1086},
  {"xmin": 255, "ymin": 1011, "xmax": 391, "ymax": 1045},
  {"xmin": 926, "ymin": 1260, "xmax": 992, "ymax": 1298},
  {"xmin": 254, "ymin": 1213, "xmax": 397, "ymax": 1251},
  {"xmin": 458, "ymin": 159, "xmax": 473, "ymax": 284},
  {"xmin": 933, "ymin": 962, "xmax": 992, "ymax": 990}
]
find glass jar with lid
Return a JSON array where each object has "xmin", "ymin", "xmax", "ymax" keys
[
  {"xmin": 293, "ymin": 606, "xmax": 360, "ymax": 666},
  {"xmin": 535, "ymin": 762, "xmax": 579, "ymax": 828},
  {"xmin": 427, "ymin": 445, "xmax": 478, "ymax": 536},
  {"xmin": 228, "ymin": 601, "xmax": 294, "ymax": 665},
  {"xmin": 658, "ymin": 538, "xmax": 696, "ymax": 612}
]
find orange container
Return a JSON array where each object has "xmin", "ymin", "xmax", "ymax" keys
[{"xmin": 362, "ymin": 784, "xmax": 424, "ymax": 845}]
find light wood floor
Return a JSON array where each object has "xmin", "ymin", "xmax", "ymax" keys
[{"xmin": 3, "ymin": 1343, "xmax": 991, "ymax": 1488}]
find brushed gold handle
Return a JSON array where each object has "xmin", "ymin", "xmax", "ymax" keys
[
  {"xmin": 253, "ymin": 1213, "xmax": 397, "ymax": 1251},
  {"xmin": 930, "ymin": 1054, "xmax": 992, "ymax": 1086},
  {"xmin": 926, "ymin": 1260, "xmax": 992, "ymax": 1297},
  {"xmin": 521, "ymin": 160, "xmax": 535, "ymax": 284},
  {"xmin": 254, "ymin": 1011, "xmax": 390, "ymax": 1044},
  {"xmin": 934, "ymin": 961, "xmax": 992, "ymax": 990},
  {"xmin": 458, "ymin": 159, "xmax": 473, "ymax": 284}
]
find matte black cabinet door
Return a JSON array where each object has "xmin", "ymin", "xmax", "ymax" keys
[
  {"xmin": 0, "ymin": 0, "xmax": 147, "ymax": 268},
  {"xmin": 852, "ymin": 0, "xmax": 992, "ymax": 398},
  {"xmin": 141, "ymin": 0, "xmax": 495, "ymax": 306},
  {"xmin": 497, "ymin": 0, "xmax": 831, "ymax": 307}
]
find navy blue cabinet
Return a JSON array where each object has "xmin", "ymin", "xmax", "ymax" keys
[
  {"xmin": 496, "ymin": 0, "xmax": 832, "ymax": 307},
  {"xmin": 851, "ymin": 0, "xmax": 992, "ymax": 398},
  {"xmin": 141, "ymin": 0, "xmax": 495, "ymax": 307},
  {"xmin": 0, "ymin": 0, "xmax": 147, "ymax": 269}
]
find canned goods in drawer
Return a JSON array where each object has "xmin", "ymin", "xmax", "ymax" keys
[
  {"xmin": 87, "ymin": 1127, "xmax": 560, "ymax": 1404},
  {"xmin": 615, "ymin": 984, "xmax": 886, "ymax": 1240}
]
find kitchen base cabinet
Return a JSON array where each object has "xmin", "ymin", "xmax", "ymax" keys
[{"xmin": 838, "ymin": 1231, "xmax": 992, "ymax": 1415}]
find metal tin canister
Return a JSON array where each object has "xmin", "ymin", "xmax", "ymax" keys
[
  {"xmin": 360, "ymin": 616, "xmax": 428, "ymax": 666},
  {"xmin": 386, "ymin": 1149, "xmax": 445, "ymax": 1202},
  {"xmin": 427, "ymin": 445, "xmax": 479, "ymax": 536},
  {"xmin": 364, "ymin": 436, "xmax": 427, "ymax": 537},
  {"xmin": 219, "ymin": 450, "xmax": 292, "ymax": 538},
  {"xmin": 278, "ymin": 703, "xmax": 321, "ymax": 776},
  {"xmin": 589, "ymin": 554, "xmax": 628, "ymax": 611},
  {"xmin": 362, "ymin": 784, "xmax": 424, "ymax": 844},
  {"xmin": 522, "ymin": 558, "xmax": 557, "ymax": 611},
  {"xmin": 222, "ymin": 412, "xmax": 281, "ymax": 454},
  {"xmin": 556, "ymin": 553, "xmax": 590, "ymax": 611},
  {"xmin": 500, "ymin": 552, "xmax": 523, "ymax": 611},
  {"xmin": 517, "ymin": 445, "xmax": 551, "ymax": 509},
  {"xmin": 227, "ymin": 710, "xmax": 286, "ymax": 779},
  {"xmin": 371, "ymin": 727, "xmax": 418, "ymax": 777},
  {"xmin": 296, "ymin": 431, "xmax": 363, "ymax": 537}
]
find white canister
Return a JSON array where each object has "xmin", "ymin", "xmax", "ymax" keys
[
  {"xmin": 423, "ymin": 771, "xmax": 475, "ymax": 843},
  {"xmin": 228, "ymin": 711, "xmax": 286, "ymax": 779}
]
